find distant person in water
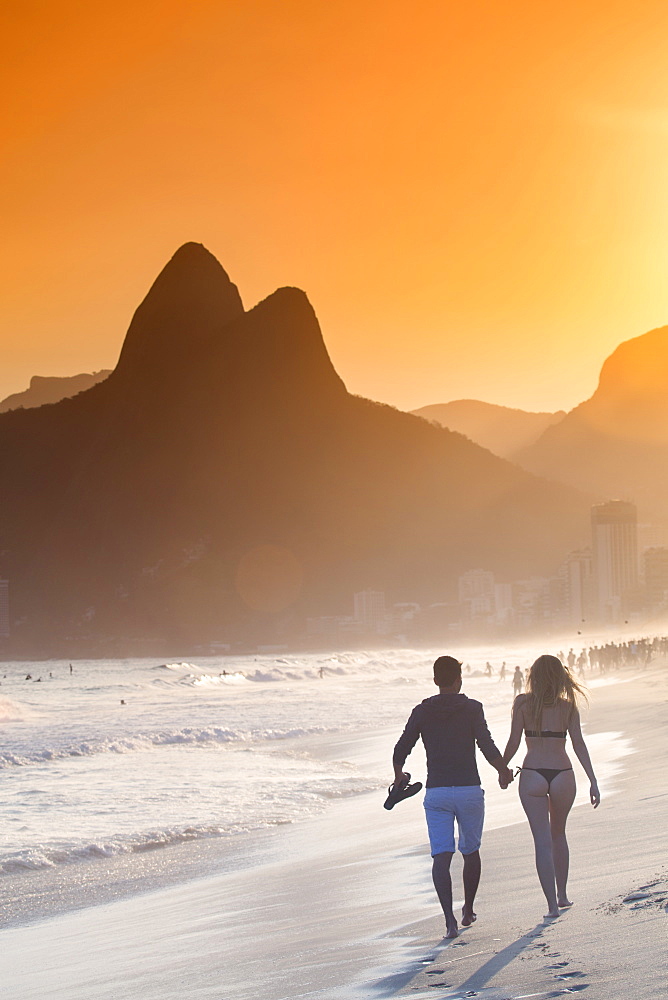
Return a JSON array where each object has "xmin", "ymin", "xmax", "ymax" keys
[
  {"xmin": 391, "ymin": 655, "xmax": 513, "ymax": 938},
  {"xmin": 502, "ymin": 654, "xmax": 600, "ymax": 919},
  {"xmin": 512, "ymin": 666, "xmax": 523, "ymax": 696}
]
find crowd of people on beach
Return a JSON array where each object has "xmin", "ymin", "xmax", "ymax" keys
[{"xmin": 469, "ymin": 635, "xmax": 667, "ymax": 692}]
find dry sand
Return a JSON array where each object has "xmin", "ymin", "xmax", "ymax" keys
[{"xmin": 0, "ymin": 664, "xmax": 665, "ymax": 999}]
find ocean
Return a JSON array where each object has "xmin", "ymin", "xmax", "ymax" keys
[{"xmin": 0, "ymin": 644, "xmax": 633, "ymax": 928}]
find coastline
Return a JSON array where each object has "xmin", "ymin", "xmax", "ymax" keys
[
  {"xmin": 1, "ymin": 663, "xmax": 661, "ymax": 998},
  {"xmin": 0, "ymin": 698, "xmax": 629, "ymax": 932}
]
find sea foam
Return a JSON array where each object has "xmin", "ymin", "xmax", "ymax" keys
[
  {"xmin": 0, "ymin": 697, "xmax": 29, "ymax": 722},
  {"xmin": 0, "ymin": 723, "xmax": 331, "ymax": 768}
]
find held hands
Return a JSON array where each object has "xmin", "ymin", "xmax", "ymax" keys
[
  {"xmin": 498, "ymin": 765, "xmax": 514, "ymax": 790},
  {"xmin": 590, "ymin": 782, "xmax": 601, "ymax": 808}
]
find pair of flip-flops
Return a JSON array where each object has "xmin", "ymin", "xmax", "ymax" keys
[{"xmin": 383, "ymin": 772, "xmax": 423, "ymax": 810}]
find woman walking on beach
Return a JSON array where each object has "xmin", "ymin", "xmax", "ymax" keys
[{"xmin": 502, "ymin": 654, "xmax": 600, "ymax": 918}]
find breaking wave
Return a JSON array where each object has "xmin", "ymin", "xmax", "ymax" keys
[
  {"xmin": 0, "ymin": 697, "xmax": 30, "ymax": 723},
  {"xmin": 0, "ymin": 774, "xmax": 379, "ymax": 876},
  {"xmin": 0, "ymin": 723, "xmax": 332, "ymax": 769}
]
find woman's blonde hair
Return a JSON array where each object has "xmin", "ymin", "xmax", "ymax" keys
[{"xmin": 526, "ymin": 654, "xmax": 587, "ymax": 729}]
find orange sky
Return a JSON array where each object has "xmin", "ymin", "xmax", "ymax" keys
[{"xmin": 3, "ymin": 0, "xmax": 668, "ymax": 412}]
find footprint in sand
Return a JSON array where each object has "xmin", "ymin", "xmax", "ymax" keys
[
  {"xmin": 623, "ymin": 889, "xmax": 668, "ymax": 909},
  {"xmin": 546, "ymin": 986, "xmax": 589, "ymax": 996}
]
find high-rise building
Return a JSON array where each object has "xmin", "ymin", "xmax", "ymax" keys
[
  {"xmin": 0, "ymin": 579, "xmax": 8, "ymax": 638},
  {"xmin": 458, "ymin": 570, "xmax": 495, "ymax": 621},
  {"xmin": 493, "ymin": 583, "xmax": 514, "ymax": 624},
  {"xmin": 512, "ymin": 576, "xmax": 554, "ymax": 626},
  {"xmin": 560, "ymin": 549, "xmax": 593, "ymax": 625},
  {"xmin": 591, "ymin": 501, "xmax": 638, "ymax": 622},
  {"xmin": 643, "ymin": 547, "xmax": 668, "ymax": 613},
  {"xmin": 353, "ymin": 590, "xmax": 386, "ymax": 633},
  {"xmin": 458, "ymin": 569, "xmax": 494, "ymax": 603}
]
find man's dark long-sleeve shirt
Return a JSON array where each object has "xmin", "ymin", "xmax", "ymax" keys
[{"xmin": 393, "ymin": 693, "xmax": 501, "ymax": 787}]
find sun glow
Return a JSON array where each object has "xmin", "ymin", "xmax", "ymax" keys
[{"xmin": 3, "ymin": 1, "xmax": 668, "ymax": 412}]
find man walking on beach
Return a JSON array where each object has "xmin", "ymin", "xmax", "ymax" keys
[{"xmin": 392, "ymin": 655, "xmax": 513, "ymax": 938}]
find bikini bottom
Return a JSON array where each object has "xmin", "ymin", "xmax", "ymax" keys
[{"xmin": 520, "ymin": 766, "xmax": 573, "ymax": 790}]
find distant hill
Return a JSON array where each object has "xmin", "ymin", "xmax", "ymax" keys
[
  {"xmin": 412, "ymin": 400, "xmax": 565, "ymax": 458},
  {"xmin": 514, "ymin": 326, "xmax": 668, "ymax": 521},
  {"xmin": 0, "ymin": 371, "xmax": 111, "ymax": 413},
  {"xmin": 0, "ymin": 244, "xmax": 590, "ymax": 654}
]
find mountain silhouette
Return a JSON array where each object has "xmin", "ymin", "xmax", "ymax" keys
[
  {"xmin": 114, "ymin": 242, "xmax": 244, "ymax": 383},
  {"xmin": 514, "ymin": 326, "xmax": 668, "ymax": 521},
  {"xmin": 0, "ymin": 371, "xmax": 111, "ymax": 413},
  {"xmin": 412, "ymin": 400, "xmax": 565, "ymax": 458},
  {"xmin": 0, "ymin": 244, "xmax": 590, "ymax": 654}
]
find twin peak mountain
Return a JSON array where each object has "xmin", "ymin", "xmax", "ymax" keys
[
  {"xmin": 113, "ymin": 242, "xmax": 346, "ymax": 404},
  {"xmin": 0, "ymin": 244, "xmax": 588, "ymax": 651}
]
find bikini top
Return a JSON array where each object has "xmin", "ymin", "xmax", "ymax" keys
[{"xmin": 525, "ymin": 730, "xmax": 567, "ymax": 738}]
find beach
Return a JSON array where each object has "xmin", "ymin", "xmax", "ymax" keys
[
  {"xmin": 387, "ymin": 665, "xmax": 668, "ymax": 1000},
  {"xmin": 0, "ymin": 650, "xmax": 665, "ymax": 999}
]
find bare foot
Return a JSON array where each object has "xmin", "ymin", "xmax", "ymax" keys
[
  {"xmin": 543, "ymin": 909, "xmax": 560, "ymax": 919},
  {"xmin": 445, "ymin": 920, "xmax": 459, "ymax": 939},
  {"xmin": 461, "ymin": 907, "xmax": 477, "ymax": 926},
  {"xmin": 558, "ymin": 899, "xmax": 573, "ymax": 908}
]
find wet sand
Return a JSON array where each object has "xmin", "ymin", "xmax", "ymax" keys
[{"xmin": 0, "ymin": 663, "xmax": 664, "ymax": 999}]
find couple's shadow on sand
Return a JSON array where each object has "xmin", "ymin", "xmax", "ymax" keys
[{"xmin": 372, "ymin": 919, "xmax": 588, "ymax": 998}]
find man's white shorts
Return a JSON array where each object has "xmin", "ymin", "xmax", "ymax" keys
[{"xmin": 423, "ymin": 785, "xmax": 485, "ymax": 856}]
